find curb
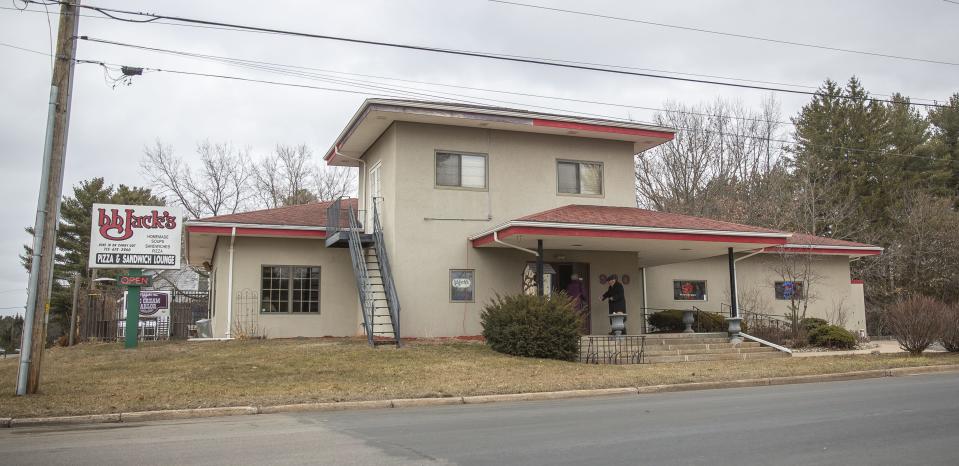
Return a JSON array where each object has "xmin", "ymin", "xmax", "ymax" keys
[{"xmin": 5, "ymin": 364, "xmax": 958, "ymax": 428}]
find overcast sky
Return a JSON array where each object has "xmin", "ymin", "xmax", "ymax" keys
[{"xmin": 1, "ymin": 0, "xmax": 957, "ymax": 316}]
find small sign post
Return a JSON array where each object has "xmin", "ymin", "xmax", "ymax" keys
[{"xmin": 124, "ymin": 269, "xmax": 142, "ymax": 349}]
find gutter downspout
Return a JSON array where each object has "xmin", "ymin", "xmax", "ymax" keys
[
  {"xmin": 225, "ymin": 227, "xmax": 236, "ymax": 339},
  {"xmin": 333, "ymin": 146, "xmax": 368, "ymax": 228},
  {"xmin": 492, "ymin": 231, "xmax": 539, "ymax": 256}
]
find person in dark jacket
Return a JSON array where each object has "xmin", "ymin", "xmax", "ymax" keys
[{"xmin": 601, "ymin": 275, "xmax": 626, "ymax": 314}]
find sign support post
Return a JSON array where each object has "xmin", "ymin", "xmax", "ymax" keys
[{"xmin": 124, "ymin": 269, "xmax": 142, "ymax": 349}]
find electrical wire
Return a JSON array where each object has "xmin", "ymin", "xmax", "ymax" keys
[
  {"xmin": 0, "ymin": 40, "xmax": 50, "ymax": 56},
  {"xmin": 489, "ymin": 1, "xmax": 959, "ymax": 67},
  {"xmin": 21, "ymin": 0, "xmax": 950, "ymax": 108},
  {"xmin": 79, "ymin": 36, "xmax": 797, "ymax": 126},
  {"xmin": 0, "ymin": 4, "xmax": 941, "ymax": 103},
  {"xmin": 72, "ymin": 57, "xmax": 951, "ymax": 164}
]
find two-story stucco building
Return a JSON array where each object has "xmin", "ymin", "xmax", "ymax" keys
[{"xmin": 185, "ymin": 99, "xmax": 881, "ymax": 343}]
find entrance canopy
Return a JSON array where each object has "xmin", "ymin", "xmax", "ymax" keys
[{"xmin": 472, "ymin": 205, "xmax": 799, "ymax": 266}]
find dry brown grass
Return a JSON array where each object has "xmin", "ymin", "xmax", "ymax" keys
[{"xmin": 1, "ymin": 338, "xmax": 958, "ymax": 419}]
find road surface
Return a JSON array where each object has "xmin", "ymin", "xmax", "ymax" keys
[{"xmin": 2, "ymin": 372, "xmax": 957, "ymax": 465}]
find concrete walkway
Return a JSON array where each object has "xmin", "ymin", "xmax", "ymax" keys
[{"xmin": 792, "ymin": 339, "xmax": 944, "ymax": 357}]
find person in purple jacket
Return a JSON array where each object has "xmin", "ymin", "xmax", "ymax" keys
[{"xmin": 566, "ymin": 273, "xmax": 588, "ymax": 333}]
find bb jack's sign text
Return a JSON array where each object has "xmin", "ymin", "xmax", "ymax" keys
[{"xmin": 88, "ymin": 204, "xmax": 184, "ymax": 270}]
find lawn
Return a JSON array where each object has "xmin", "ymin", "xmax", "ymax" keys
[{"xmin": 1, "ymin": 338, "xmax": 957, "ymax": 419}]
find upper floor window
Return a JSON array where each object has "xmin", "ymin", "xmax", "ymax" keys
[
  {"xmin": 436, "ymin": 151, "xmax": 487, "ymax": 189},
  {"xmin": 557, "ymin": 160, "xmax": 603, "ymax": 195}
]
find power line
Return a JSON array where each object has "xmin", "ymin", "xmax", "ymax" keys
[
  {"xmin": 0, "ymin": 40, "xmax": 51, "ymax": 56},
  {"xmin": 73, "ymin": 57, "xmax": 949, "ymax": 164},
  {"xmin": 0, "ymin": 4, "xmax": 940, "ymax": 103},
  {"xmin": 22, "ymin": 0, "xmax": 949, "ymax": 108},
  {"xmin": 80, "ymin": 36, "xmax": 797, "ymax": 126},
  {"xmin": 489, "ymin": 0, "xmax": 959, "ymax": 67}
]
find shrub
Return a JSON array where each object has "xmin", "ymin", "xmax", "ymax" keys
[
  {"xmin": 800, "ymin": 317, "xmax": 828, "ymax": 333},
  {"xmin": 807, "ymin": 324, "xmax": 857, "ymax": 349},
  {"xmin": 647, "ymin": 309, "xmax": 730, "ymax": 333},
  {"xmin": 480, "ymin": 293, "xmax": 581, "ymax": 361},
  {"xmin": 941, "ymin": 304, "xmax": 959, "ymax": 353},
  {"xmin": 887, "ymin": 295, "xmax": 947, "ymax": 356}
]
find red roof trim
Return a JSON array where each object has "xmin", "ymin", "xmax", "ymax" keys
[
  {"xmin": 532, "ymin": 119, "xmax": 675, "ymax": 140},
  {"xmin": 851, "ymin": 279, "xmax": 864, "ymax": 285},
  {"xmin": 763, "ymin": 246, "xmax": 881, "ymax": 256},
  {"xmin": 472, "ymin": 225, "xmax": 787, "ymax": 247},
  {"xmin": 187, "ymin": 225, "xmax": 327, "ymax": 238}
]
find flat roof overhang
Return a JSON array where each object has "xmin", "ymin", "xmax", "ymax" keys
[
  {"xmin": 469, "ymin": 221, "xmax": 791, "ymax": 267},
  {"xmin": 185, "ymin": 222, "xmax": 327, "ymax": 266},
  {"xmin": 324, "ymin": 100, "xmax": 677, "ymax": 166}
]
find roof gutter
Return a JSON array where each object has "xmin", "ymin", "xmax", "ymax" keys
[{"xmin": 469, "ymin": 221, "xmax": 793, "ymax": 241}]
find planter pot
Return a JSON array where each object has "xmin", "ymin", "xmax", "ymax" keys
[
  {"xmin": 609, "ymin": 313, "xmax": 627, "ymax": 336},
  {"xmin": 726, "ymin": 317, "xmax": 743, "ymax": 344},
  {"xmin": 682, "ymin": 310, "xmax": 695, "ymax": 333}
]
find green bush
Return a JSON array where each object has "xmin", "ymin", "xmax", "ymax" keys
[
  {"xmin": 647, "ymin": 309, "xmax": 730, "ymax": 333},
  {"xmin": 480, "ymin": 293, "xmax": 581, "ymax": 361},
  {"xmin": 807, "ymin": 324, "xmax": 857, "ymax": 349},
  {"xmin": 800, "ymin": 317, "xmax": 828, "ymax": 333}
]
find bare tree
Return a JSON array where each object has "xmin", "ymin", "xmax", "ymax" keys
[
  {"xmin": 313, "ymin": 164, "xmax": 357, "ymax": 201},
  {"xmin": 635, "ymin": 96, "xmax": 792, "ymax": 228},
  {"xmin": 141, "ymin": 140, "xmax": 253, "ymax": 218},
  {"xmin": 769, "ymin": 250, "xmax": 822, "ymax": 342},
  {"xmin": 253, "ymin": 144, "xmax": 316, "ymax": 208}
]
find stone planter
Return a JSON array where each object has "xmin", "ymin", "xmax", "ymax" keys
[
  {"xmin": 609, "ymin": 313, "xmax": 627, "ymax": 336},
  {"xmin": 726, "ymin": 317, "xmax": 743, "ymax": 344},
  {"xmin": 682, "ymin": 310, "xmax": 695, "ymax": 333}
]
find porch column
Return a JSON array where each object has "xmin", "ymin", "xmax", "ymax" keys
[
  {"xmin": 727, "ymin": 247, "xmax": 738, "ymax": 318},
  {"xmin": 726, "ymin": 247, "xmax": 743, "ymax": 343},
  {"xmin": 536, "ymin": 239, "xmax": 544, "ymax": 297}
]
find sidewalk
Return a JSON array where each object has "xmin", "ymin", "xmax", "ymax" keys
[{"xmin": 792, "ymin": 340, "xmax": 944, "ymax": 358}]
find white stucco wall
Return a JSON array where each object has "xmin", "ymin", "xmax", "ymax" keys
[{"xmin": 645, "ymin": 254, "xmax": 866, "ymax": 333}]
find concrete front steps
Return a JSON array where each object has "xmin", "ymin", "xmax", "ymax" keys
[{"xmin": 642, "ymin": 332, "xmax": 789, "ymax": 364}]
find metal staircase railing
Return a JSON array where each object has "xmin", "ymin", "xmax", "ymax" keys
[
  {"xmin": 346, "ymin": 204, "xmax": 374, "ymax": 346},
  {"xmin": 371, "ymin": 198, "xmax": 401, "ymax": 346}
]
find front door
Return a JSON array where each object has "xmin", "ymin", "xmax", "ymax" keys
[{"xmin": 367, "ymin": 163, "xmax": 382, "ymax": 232}]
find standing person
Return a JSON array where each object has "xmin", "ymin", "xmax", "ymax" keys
[
  {"xmin": 565, "ymin": 273, "xmax": 588, "ymax": 333},
  {"xmin": 601, "ymin": 275, "xmax": 626, "ymax": 330}
]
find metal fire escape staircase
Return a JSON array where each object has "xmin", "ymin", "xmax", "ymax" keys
[{"xmin": 326, "ymin": 198, "xmax": 401, "ymax": 347}]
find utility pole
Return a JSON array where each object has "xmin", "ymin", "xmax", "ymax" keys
[
  {"xmin": 17, "ymin": 0, "xmax": 81, "ymax": 396},
  {"xmin": 67, "ymin": 272, "xmax": 80, "ymax": 346}
]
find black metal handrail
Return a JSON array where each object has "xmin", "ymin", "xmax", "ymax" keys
[
  {"xmin": 346, "ymin": 205, "xmax": 374, "ymax": 346},
  {"xmin": 579, "ymin": 335, "xmax": 646, "ymax": 364},
  {"xmin": 371, "ymin": 198, "xmax": 401, "ymax": 345},
  {"xmin": 326, "ymin": 197, "xmax": 342, "ymax": 239}
]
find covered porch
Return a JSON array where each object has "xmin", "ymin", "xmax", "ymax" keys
[{"xmin": 469, "ymin": 204, "xmax": 792, "ymax": 342}]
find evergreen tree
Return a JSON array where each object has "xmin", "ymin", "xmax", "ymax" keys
[{"xmin": 20, "ymin": 178, "xmax": 164, "ymax": 341}]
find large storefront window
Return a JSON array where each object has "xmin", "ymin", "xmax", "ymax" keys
[{"xmin": 261, "ymin": 266, "xmax": 320, "ymax": 313}]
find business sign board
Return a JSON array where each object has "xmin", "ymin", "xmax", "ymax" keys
[
  {"xmin": 119, "ymin": 290, "xmax": 172, "ymax": 338},
  {"xmin": 88, "ymin": 204, "xmax": 183, "ymax": 270},
  {"xmin": 118, "ymin": 275, "xmax": 152, "ymax": 287}
]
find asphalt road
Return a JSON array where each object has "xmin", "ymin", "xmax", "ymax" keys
[{"xmin": 2, "ymin": 372, "xmax": 958, "ymax": 466}]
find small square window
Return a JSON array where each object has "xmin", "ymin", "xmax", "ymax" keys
[
  {"xmin": 436, "ymin": 152, "xmax": 487, "ymax": 189},
  {"xmin": 557, "ymin": 160, "xmax": 603, "ymax": 195},
  {"xmin": 450, "ymin": 269, "xmax": 475, "ymax": 302}
]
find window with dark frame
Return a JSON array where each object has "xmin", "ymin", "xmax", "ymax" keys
[
  {"xmin": 260, "ymin": 266, "xmax": 320, "ymax": 313},
  {"xmin": 450, "ymin": 269, "xmax": 475, "ymax": 302},
  {"xmin": 774, "ymin": 281, "xmax": 805, "ymax": 300},
  {"xmin": 436, "ymin": 151, "xmax": 487, "ymax": 189},
  {"xmin": 557, "ymin": 160, "xmax": 603, "ymax": 195}
]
